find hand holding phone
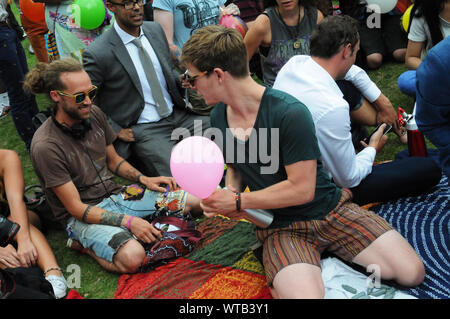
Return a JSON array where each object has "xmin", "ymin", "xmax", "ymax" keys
[
  {"xmin": 361, "ymin": 123, "xmax": 391, "ymax": 153},
  {"xmin": 364, "ymin": 123, "xmax": 392, "ymax": 144}
]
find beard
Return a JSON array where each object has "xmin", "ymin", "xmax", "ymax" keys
[{"xmin": 60, "ymin": 99, "xmax": 89, "ymax": 122}]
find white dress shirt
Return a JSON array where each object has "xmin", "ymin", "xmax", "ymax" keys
[
  {"xmin": 274, "ymin": 55, "xmax": 381, "ymax": 188},
  {"xmin": 114, "ymin": 22, "xmax": 174, "ymax": 123}
]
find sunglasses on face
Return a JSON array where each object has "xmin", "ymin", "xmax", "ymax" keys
[
  {"xmin": 109, "ymin": 0, "xmax": 143, "ymax": 10},
  {"xmin": 56, "ymin": 86, "xmax": 98, "ymax": 104},
  {"xmin": 183, "ymin": 70, "xmax": 210, "ymax": 86}
]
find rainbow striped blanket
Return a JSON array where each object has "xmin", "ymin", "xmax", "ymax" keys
[{"xmin": 114, "ymin": 176, "xmax": 449, "ymax": 299}]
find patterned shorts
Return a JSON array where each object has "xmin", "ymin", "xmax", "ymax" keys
[{"xmin": 255, "ymin": 191, "xmax": 394, "ymax": 286}]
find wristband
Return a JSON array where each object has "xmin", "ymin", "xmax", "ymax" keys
[
  {"xmin": 136, "ymin": 173, "xmax": 144, "ymax": 184},
  {"xmin": 235, "ymin": 192, "xmax": 241, "ymax": 212},
  {"xmin": 114, "ymin": 159, "xmax": 126, "ymax": 176},
  {"xmin": 126, "ymin": 216, "xmax": 134, "ymax": 230}
]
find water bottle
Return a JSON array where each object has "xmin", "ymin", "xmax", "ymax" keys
[
  {"xmin": 221, "ymin": 186, "xmax": 274, "ymax": 228},
  {"xmin": 406, "ymin": 115, "xmax": 428, "ymax": 157},
  {"xmin": 242, "ymin": 209, "xmax": 274, "ymax": 229}
]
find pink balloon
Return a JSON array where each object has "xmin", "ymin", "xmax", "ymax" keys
[{"xmin": 170, "ymin": 136, "xmax": 224, "ymax": 199}]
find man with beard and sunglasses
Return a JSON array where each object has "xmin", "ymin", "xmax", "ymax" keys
[
  {"xmin": 82, "ymin": 0, "xmax": 210, "ymax": 178},
  {"xmin": 25, "ymin": 58, "xmax": 202, "ymax": 274}
]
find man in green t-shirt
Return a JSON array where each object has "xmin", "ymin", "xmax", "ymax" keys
[{"xmin": 180, "ymin": 25, "xmax": 425, "ymax": 299}]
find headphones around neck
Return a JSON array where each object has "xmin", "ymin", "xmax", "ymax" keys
[{"xmin": 51, "ymin": 115, "xmax": 92, "ymax": 140}]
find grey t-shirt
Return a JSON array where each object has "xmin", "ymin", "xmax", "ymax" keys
[
  {"xmin": 31, "ymin": 105, "xmax": 122, "ymax": 225},
  {"xmin": 260, "ymin": 6, "xmax": 318, "ymax": 86}
]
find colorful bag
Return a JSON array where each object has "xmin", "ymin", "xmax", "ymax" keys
[
  {"xmin": 139, "ymin": 212, "xmax": 202, "ymax": 272},
  {"xmin": 45, "ymin": 31, "xmax": 60, "ymax": 62}
]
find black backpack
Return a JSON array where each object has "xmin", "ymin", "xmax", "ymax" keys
[
  {"xmin": 32, "ymin": 109, "xmax": 52, "ymax": 131},
  {"xmin": 29, "ymin": 111, "xmax": 63, "ymax": 231},
  {"xmin": 0, "ymin": 267, "xmax": 55, "ymax": 299},
  {"xmin": 24, "ymin": 185, "xmax": 63, "ymax": 231}
]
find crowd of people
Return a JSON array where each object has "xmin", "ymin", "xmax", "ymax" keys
[{"xmin": 0, "ymin": 0, "xmax": 449, "ymax": 299}]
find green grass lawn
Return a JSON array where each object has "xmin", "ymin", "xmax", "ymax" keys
[{"xmin": 1, "ymin": 3, "xmax": 434, "ymax": 299}]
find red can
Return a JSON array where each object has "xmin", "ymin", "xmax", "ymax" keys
[{"xmin": 406, "ymin": 116, "xmax": 428, "ymax": 157}]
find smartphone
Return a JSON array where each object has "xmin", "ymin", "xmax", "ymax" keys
[{"xmin": 364, "ymin": 123, "xmax": 392, "ymax": 143}]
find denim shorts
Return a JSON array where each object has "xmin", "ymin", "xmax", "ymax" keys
[{"xmin": 65, "ymin": 188, "xmax": 187, "ymax": 262}]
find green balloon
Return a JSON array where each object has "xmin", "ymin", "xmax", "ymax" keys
[{"xmin": 72, "ymin": 0, "xmax": 106, "ymax": 30}]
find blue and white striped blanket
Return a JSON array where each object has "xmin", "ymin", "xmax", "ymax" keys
[{"xmin": 372, "ymin": 174, "xmax": 449, "ymax": 299}]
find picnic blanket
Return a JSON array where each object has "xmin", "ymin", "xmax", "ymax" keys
[
  {"xmin": 114, "ymin": 175, "xmax": 449, "ymax": 299},
  {"xmin": 115, "ymin": 216, "xmax": 272, "ymax": 299},
  {"xmin": 370, "ymin": 174, "xmax": 450, "ymax": 299}
]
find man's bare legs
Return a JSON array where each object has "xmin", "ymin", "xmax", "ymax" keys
[
  {"xmin": 269, "ymin": 230, "xmax": 424, "ymax": 299},
  {"xmin": 352, "ymin": 230, "xmax": 425, "ymax": 287},
  {"xmin": 271, "ymin": 263, "xmax": 324, "ymax": 299}
]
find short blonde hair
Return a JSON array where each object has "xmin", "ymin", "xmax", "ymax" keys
[{"xmin": 181, "ymin": 25, "xmax": 249, "ymax": 78}]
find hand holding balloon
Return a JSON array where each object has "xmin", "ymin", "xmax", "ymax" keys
[
  {"xmin": 200, "ymin": 185, "xmax": 241, "ymax": 218},
  {"xmin": 170, "ymin": 136, "xmax": 273, "ymax": 228}
]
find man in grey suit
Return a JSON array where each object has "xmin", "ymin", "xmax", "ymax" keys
[{"xmin": 83, "ymin": 0, "xmax": 210, "ymax": 177}]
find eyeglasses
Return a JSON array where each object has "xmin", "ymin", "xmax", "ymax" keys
[
  {"xmin": 56, "ymin": 86, "xmax": 98, "ymax": 104},
  {"xmin": 109, "ymin": 0, "xmax": 143, "ymax": 10},
  {"xmin": 183, "ymin": 70, "xmax": 210, "ymax": 86}
]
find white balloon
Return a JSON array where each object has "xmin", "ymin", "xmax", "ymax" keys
[{"xmin": 365, "ymin": 0, "xmax": 398, "ymax": 14}]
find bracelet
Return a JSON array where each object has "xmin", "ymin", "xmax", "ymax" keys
[
  {"xmin": 126, "ymin": 216, "xmax": 134, "ymax": 230},
  {"xmin": 43, "ymin": 267, "xmax": 64, "ymax": 276},
  {"xmin": 136, "ymin": 173, "xmax": 144, "ymax": 184},
  {"xmin": 235, "ymin": 192, "xmax": 241, "ymax": 212}
]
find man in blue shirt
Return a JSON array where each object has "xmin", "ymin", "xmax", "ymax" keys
[{"xmin": 416, "ymin": 37, "xmax": 450, "ymax": 178}]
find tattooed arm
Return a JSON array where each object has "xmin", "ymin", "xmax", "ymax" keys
[
  {"xmin": 105, "ymin": 144, "xmax": 177, "ymax": 193},
  {"xmin": 52, "ymin": 181, "xmax": 161, "ymax": 243}
]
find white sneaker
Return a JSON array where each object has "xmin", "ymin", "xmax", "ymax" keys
[
  {"xmin": 0, "ymin": 92, "xmax": 8, "ymax": 103},
  {"xmin": 0, "ymin": 93, "xmax": 9, "ymax": 119},
  {"xmin": 46, "ymin": 275, "xmax": 68, "ymax": 299}
]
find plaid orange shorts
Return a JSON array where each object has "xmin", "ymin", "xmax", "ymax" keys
[{"xmin": 255, "ymin": 190, "xmax": 394, "ymax": 286}]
